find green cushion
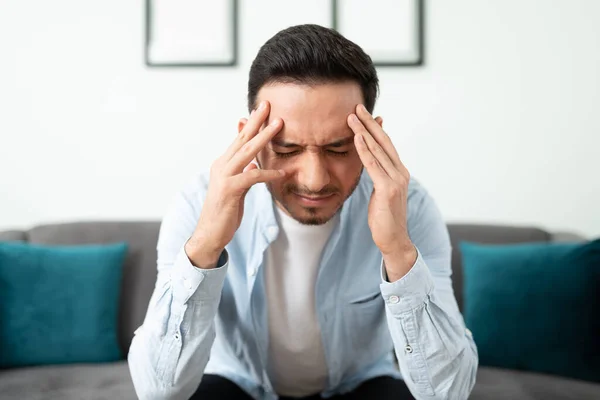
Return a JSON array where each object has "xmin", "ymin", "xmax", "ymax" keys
[
  {"xmin": 0, "ymin": 241, "xmax": 128, "ymax": 367},
  {"xmin": 461, "ymin": 239, "xmax": 600, "ymax": 383}
]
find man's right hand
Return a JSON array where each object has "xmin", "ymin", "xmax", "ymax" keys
[{"xmin": 185, "ymin": 101, "xmax": 285, "ymax": 269}]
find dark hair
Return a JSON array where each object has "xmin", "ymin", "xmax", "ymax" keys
[{"xmin": 248, "ymin": 24, "xmax": 379, "ymax": 113}]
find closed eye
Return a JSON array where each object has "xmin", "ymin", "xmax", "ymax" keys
[
  {"xmin": 274, "ymin": 150, "xmax": 350, "ymax": 158},
  {"xmin": 273, "ymin": 150, "xmax": 300, "ymax": 158},
  {"xmin": 326, "ymin": 150, "xmax": 349, "ymax": 157}
]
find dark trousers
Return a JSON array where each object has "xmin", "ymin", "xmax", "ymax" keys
[{"xmin": 190, "ymin": 374, "xmax": 415, "ymax": 400}]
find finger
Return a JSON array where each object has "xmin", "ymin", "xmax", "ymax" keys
[
  {"xmin": 353, "ymin": 130, "xmax": 389, "ymax": 185},
  {"xmin": 348, "ymin": 114, "xmax": 398, "ymax": 179},
  {"xmin": 223, "ymin": 101, "xmax": 271, "ymax": 160},
  {"xmin": 231, "ymin": 168, "xmax": 286, "ymax": 191},
  {"xmin": 243, "ymin": 160, "xmax": 258, "ymax": 173},
  {"xmin": 225, "ymin": 118, "xmax": 283, "ymax": 175},
  {"xmin": 355, "ymin": 104, "xmax": 401, "ymax": 168}
]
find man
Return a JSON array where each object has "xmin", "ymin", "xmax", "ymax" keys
[{"xmin": 128, "ymin": 24, "xmax": 478, "ymax": 400}]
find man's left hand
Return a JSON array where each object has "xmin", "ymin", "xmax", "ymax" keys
[{"xmin": 348, "ymin": 104, "xmax": 417, "ymax": 282}]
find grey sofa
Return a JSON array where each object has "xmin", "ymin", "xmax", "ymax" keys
[{"xmin": 0, "ymin": 221, "xmax": 598, "ymax": 400}]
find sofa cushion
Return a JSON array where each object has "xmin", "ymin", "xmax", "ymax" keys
[
  {"xmin": 0, "ymin": 241, "xmax": 128, "ymax": 367},
  {"xmin": 472, "ymin": 366, "xmax": 600, "ymax": 400},
  {"xmin": 26, "ymin": 221, "xmax": 161, "ymax": 357},
  {"xmin": 461, "ymin": 239, "xmax": 600, "ymax": 383},
  {"xmin": 447, "ymin": 224, "xmax": 551, "ymax": 311},
  {"xmin": 0, "ymin": 361, "xmax": 136, "ymax": 400}
]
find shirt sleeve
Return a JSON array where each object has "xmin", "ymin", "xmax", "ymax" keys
[
  {"xmin": 127, "ymin": 176, "xmax": 229, "ymax": 400},
  {"xmin": 379, "ymin": 185, "xmax": 478, "ymax": 400}
]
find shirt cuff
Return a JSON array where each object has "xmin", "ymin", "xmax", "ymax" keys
[
  {"xmin": 379, "ymin": 247, "xmax": 434, "ymax": 315},
  {"xmin": 171, "ymin": 247, "xmax": 229, "ymax": 303}
]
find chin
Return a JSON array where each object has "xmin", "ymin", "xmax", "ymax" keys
[
  {"xmin": 285, "ymin": 203, "xmax": 342, "ymax": 226},
  {"xmin": 291, "ymin": 212, "xmax": 333, "ymax": 226}
]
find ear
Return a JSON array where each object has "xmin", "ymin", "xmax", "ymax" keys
[
  {"xmin": 238, "ymin": 118, "xmax": 248, "ymax": 134},
  {"xmin": 375, "ymin": 116, "xmax": 383, "ymax": 127}
]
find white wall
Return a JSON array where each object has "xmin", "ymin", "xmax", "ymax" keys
[{"xmin": 1, "ymin": 0, "xmax": 599, "ymax": 237}]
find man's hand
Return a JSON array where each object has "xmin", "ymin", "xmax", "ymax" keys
[
  {"xmin": 185, "ymin": 101, "xmax": 286, "ymax": 269},
  {"xmin": 348, "ymin": 104, "xmax": 417, "ymax": 282}
]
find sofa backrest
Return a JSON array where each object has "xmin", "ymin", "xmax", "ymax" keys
[{"xmin": 0, "ymin": 221, "xmax": 583, "ymax": 356}]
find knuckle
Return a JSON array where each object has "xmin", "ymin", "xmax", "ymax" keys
[
  {"xmin": 239, "ymin": 142, "xmax": 252, "ymax": 154},
  {"xmin": 238, "ymin": 129, "xmax": 250, "ymax": 141},
  {"xmin": 248, "ymin": 169, "xmax": 261, "ymax": 180},
  {"xmin": 388, "ymin": 186, "xmax": 401, "ymax": 197},
  {"xmin": 397, "ymin": 171, "xmax": 409, "ymax": 186}
]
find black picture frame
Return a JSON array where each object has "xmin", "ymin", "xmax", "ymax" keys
[
  {"xmin": 331, "ymin": 0, "xmax": 425, "ymax": 67},
  {"xmin": 145, "ymin": 0, "xmax": 238, "ymax": 67}
]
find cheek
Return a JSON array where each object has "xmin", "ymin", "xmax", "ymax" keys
[{"xmin": 330, "ymin": 156, "xmax": 363, "ymax": 188}]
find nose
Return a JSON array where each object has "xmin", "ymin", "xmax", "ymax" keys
[{"xmin": 296, "ymin": 153, "xmax": 331, "ymax": 193}]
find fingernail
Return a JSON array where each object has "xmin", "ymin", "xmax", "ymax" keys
[
  {"xmin": 270, "ymin": 118, "xmax": 280, "ymax": 126},
  {"xmin": 351, "ymin": 114, "xmax": 359, "ymax": 123},
  {"xmin": 278, "ymin": 169, "xmax": 286, "ymax": 176},
  {"xmin": 258, "ymin": 101, "xmax": 266, "ymax": 111}
]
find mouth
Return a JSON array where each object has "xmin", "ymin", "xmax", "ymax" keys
[{"xmin": 293, "ymin": 192, "xmax": 336, "ymax": 206}]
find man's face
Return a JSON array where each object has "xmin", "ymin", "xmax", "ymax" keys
[{"xmin": 251, "ymin": 82, "xmax": 365, "ymax": 225}]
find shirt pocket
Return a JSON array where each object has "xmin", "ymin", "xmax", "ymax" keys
[{"xmin": 344, "ymin": 290, "xmax": 391, "ymax": 355}]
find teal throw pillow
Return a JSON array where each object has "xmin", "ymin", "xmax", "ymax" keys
[
  {"xmin": 461, "ymin": 239, "xmax": 600, "ymax": 383},
  {"xmin": 0, "ymin": 241, "xmax": 128, "ymax": 367}
]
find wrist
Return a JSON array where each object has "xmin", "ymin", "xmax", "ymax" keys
[
  {"xmin": 382, "ymin": 241, "xmax": 417, "ymax": 282},
  {"xmin": 184, "ymin": 236, "xmax": 223, "ymax": 269}
]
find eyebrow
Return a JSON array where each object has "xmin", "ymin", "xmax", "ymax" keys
[{"xmin": 271, "ymin": 135, "xmax": 355, "ymax": 148}]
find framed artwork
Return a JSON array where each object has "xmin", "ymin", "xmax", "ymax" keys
[
  {"xmin": 145, "ymin": 0, "xmax": 238, "ymax": 67},
  {"xmin": 332, "ymin": 0, "xmax": 424, "ymax": 66}
]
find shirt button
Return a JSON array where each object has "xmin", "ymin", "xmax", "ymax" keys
[
  {"xmin": 388, "ymin": 295, "xmax": 400, "ymax": 304},
  {"xmin": 248, "ymin": 268, "xmax": 257, "ymax": 277},
  {"xmin": 405, "ymin": 345, "xmax": 413, "ymax": 354},
  {"xmin": 267, "ymin": 226, "xmax": 278, "ymax": 238},
  {"xmin": 174, "ymin": 333, "xmax": 180, "ymax": 340}
]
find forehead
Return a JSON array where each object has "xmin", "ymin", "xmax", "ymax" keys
[{"xmin": 256, "ymin": 82, "xmax": 363, "ymax": 146}]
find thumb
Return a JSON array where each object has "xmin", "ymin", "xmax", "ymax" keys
[{"xmin": 240, "ymin": 162, "xmax": 259, "ymax": 198}]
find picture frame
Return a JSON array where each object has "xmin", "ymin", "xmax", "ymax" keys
[
  {"xmin": 145, "ymin": 0, "xmax": 238, "ymax": 67},
  {"xmin": 331, "ymin": 0, "xmax": 424, "ymax": 67}
]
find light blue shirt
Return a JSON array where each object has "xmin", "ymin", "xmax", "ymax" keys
[{"xmin": 128, "ymin": 170, "xmax": 478, "ymax": 400}]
